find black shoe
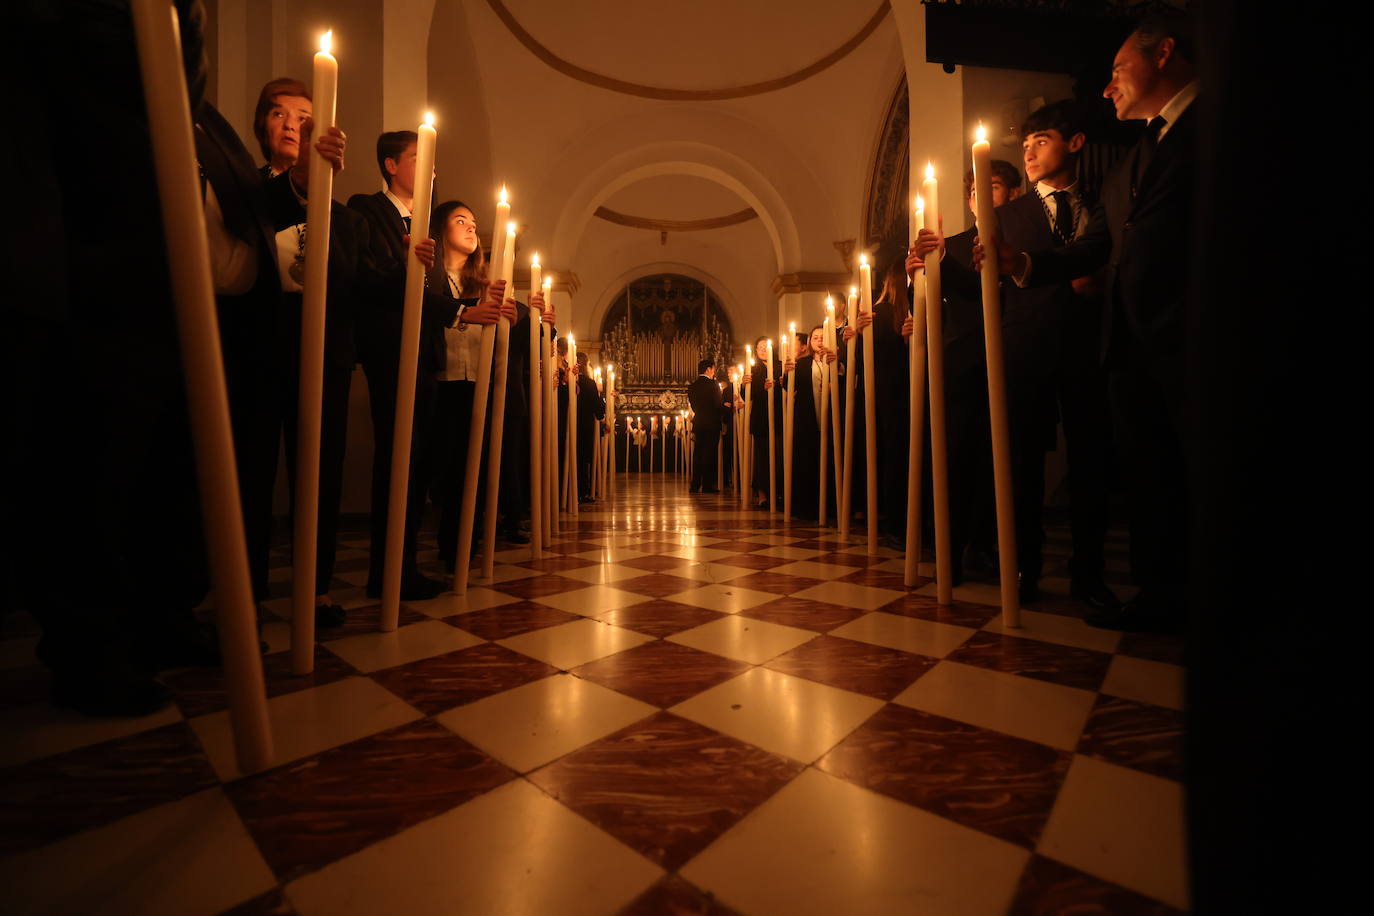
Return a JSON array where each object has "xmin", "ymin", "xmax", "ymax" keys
[
  {"xmin": 1018, "ymin": 575, "xmax": 1041, "ymax": 607},
  {"xmin": 53, "ymin": 667, "xmax": 172, "ymax": 718},
  {"xmin": 1086, "ymin": 598, "xmax": 1184, "ymax": 634},
  {"xmin": 1070, "ymin": 579, "xmax": 1121, "ymax": 613},
  {"xmin": 315, "ymin": 603, "xmax": 346, "ymax": 627}
]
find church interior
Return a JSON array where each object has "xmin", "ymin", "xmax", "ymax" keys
[{"xmin": 1, "ymin": 1, "xmax": 1333, "ymax": 913}]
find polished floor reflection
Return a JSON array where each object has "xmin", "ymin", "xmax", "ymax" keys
[{"xmin": 0, "ymin": 474, "xmax": 1188, "ymax": 914}]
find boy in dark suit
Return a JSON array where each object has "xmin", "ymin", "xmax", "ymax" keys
[{"xmin": 687, "ymin": 360, "xmax": 723, "ymax": 492}]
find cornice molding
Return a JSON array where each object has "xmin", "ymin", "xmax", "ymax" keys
[
  {"xmin": 513, "ymin": 268, "xmax": 580, "ymax": 295},
  {"xmin": 484, "ymin": 0, "xmax": 890, "ymax": 101},
  {"xmin": 593, "ymin": 206, "xmax": 759, "ymax": 233},
  {"xmin": 771, "ymin": 271, "xmax": 852, "ymax": 298}
]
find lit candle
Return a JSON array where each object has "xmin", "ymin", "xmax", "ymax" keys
[
  {"xmin": 858, "ymin": 253, "xmax": 878, "ymax": 553},
  {"xmin": 922, "ymin": 162, "xmax": 953, "ymax": 606},
  {"xmin": 765, "ymin": 338, "xmax": 777, "ymax": 515},
  {"xmin": 543, "ymin": 275, "xmax": 556, "ymax": 539},
  {"xmin": 826, "ymin": 296, "xmax": 843, "ymax": 525},
  {"xmin": 129, "ymin": 0, "xmax": 272, "ymax": 771},
  {"xmin": 291, "ymin": 29, "xmax": 340, "ymax": 670},
  {"xmin": 818, "ymin": 302, "xmax": 832, "ymax": 526},
  {"xmin": 567, "ymin": 332, "xmax": 578, "ymax": 512},
  {"xmin": 784, "ymin": 319, "xmax": 798, "ymax": 522},
  {"xmin": 380, "ymin": 110, "xmax": 437, "ymax": 622},
  {"xmin": 841, "ymin": 285, "xmax": 859, "ymax": 536},
  {"xmin": 972, "ymin": 124, "xmax": 1020, "ymax": 627},
  {"xmin": 527, "ymin": 251, "xmax": 543, "ymax": 559},
  {"xmin": 906, "ymin": 195, "xmax": 930, "ymax": 586}
]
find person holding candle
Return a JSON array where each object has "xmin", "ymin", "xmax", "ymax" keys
[
  {"xmin": 781, "ymin": 325, "xmax": 837, "ymax": 520},
  {"xmin": 573, "ymin": 352, "xmax": 605, "ymax": 502},
  {"xmin": 910, "ymin": 161, "xmax": 1021, "ymax": 582},
  {"xmin": 348, "ymin": 131, "xmax": 451, "ymax": 599},
  {"xmin": 247, "ymin": 77, "xmax": 368, "ymax": 627},
  {"xmin": 687, "ymin": 360, "xmax": 723, "ymax": 494},
  {"xmin": 424, "ymin": 200, "xmax": 528, "ymax": 567},
  {"xmin": 976, "ymin": 13, "xmax": 1197, "ymax": 633},
  {"xmin": 748, "ymin": 335, "xmax": 782, "ymax": 508},
  {"xmin": 842, "ymin": 257, "xmax": 912, "ymax": 545}
]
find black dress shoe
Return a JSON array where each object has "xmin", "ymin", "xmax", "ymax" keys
[
  {"xmin": 1071, "ymin": 579, "xmax": 1121, "ymax": 613},
  {"xmin": 315, "ymin": 603, "xmax": 346, "ymax": 627},
  {"xmin": 1086, "ymin": 598, "xmax": 1184, "ymax": 634},
  {"xmin": 53, "ymin": 668, "xmax": 172, "ymax": 718}
]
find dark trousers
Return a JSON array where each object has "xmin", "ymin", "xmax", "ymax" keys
[
  {"xmin": 1058, "ymin": 357, "xmax": 1113, "ymax": 582},
  {"xmin": 1109, "ymin": 350, "xmax": 1186, "ymax": 602},
  {"xmin": 691, "ymin": 426, "xmax": 720, "ymax": 491},
  {"xmin": 6, "ymin": 316, "xmax": 209, "ymax": 672},
  {"xmin": 361, "ymin": 353, "xmax": 435, "ymax": 589}
]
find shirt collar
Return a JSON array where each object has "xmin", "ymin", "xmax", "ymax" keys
[
  {"xmin": 1158, "ymin": 80, "xmax": 1199, "ymax": 129},
  {"xmin": 384, "ymin": 187, "xmax": 412, "ymax": 219},
  {"xmin": 1036, "ymin": 179, "xmax": 1079, "ymax": 200}
]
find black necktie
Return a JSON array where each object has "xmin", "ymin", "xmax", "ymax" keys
[
  {"xmin": 402, "ymin": 215, "xmax": 412, "ymax": 235},
  {"xmin": 1051, "ymin": 190, "xmax": 1073, "ymax": 244},
  {"xmin": 1132, "ymin": 116, "xmax": 1167, "ymax": 198}
]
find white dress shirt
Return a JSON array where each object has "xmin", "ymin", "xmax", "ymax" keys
[
  {"xmin": 203, "ymin": 183, "xmax": 257, "ymax": 296},
  {"xmin": 439, "ymin": 271, "xmax": 481, "ymax": 382}
]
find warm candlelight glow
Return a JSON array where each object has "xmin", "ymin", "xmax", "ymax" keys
[
  {"xmin": 916, "ymin": 194, "xmax": 924, "ymax": 210},
  {"xmin": 320, "ymin": 30, "xmax": 333, "ymax": 54},
  {"xmin": 423, "ymin": 111, "xmax": 435, "ymax": 127},
  {"xmin": 850, "ymin": 285, "xmax": 858, "ymax": 297},
  {"xmin": 506, "ymin": 220, "xmax": 516, "ymax": 235},
  {"xmin": 543, "ymin": 277, "xmax": 552, "ymax": 290},
  {"xmin": 531, "ymin": 253, "xmax": 540, "ymax": 269},
  {"xmin": 859, "ymin": 253, "xmax": 868, "ymax": 267},
  {"xmin": 975, "ymin": 123, "xmax": 987, "ymax": 143},
  {"xmin": 925, "ymin": 162, "xmax": 934, "ymax": 180},
  {"xmin": 826, "ymin": 297, "xmax": 835, "ymax": 313},
  {"xmin": 568, "ymin": 334, "xmax": 575, "ymax": 345},
  {"xmin": 498, "ymin": 185, "xmax": 508, "ymax": 205}
]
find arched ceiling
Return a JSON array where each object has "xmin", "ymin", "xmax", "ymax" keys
[
  {"xmin": 602, "ymin": 174, "xmax": 749, "ymax": 222},
  {"xmin": 491, "ymin": 0, "xmax": 888, "ymax": 97}
]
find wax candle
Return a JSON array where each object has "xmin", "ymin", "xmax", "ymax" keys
[
  {"xmin": 380, "ymin": 110, "xmax": 437, "ymax": 623},
  {"xmin": 972, "ymin": 124, "xmax": 1020, "ymax": 627},
  {"xmin": 921, "ymin": 162, "xmax": 954, "ymax": 605},
  {"xmin": 527, "ymin": 251, "xmax": 543, "ymax": 558},
  {"xmin": 292, "ymin": 29, "xmax": 339, "ymax": 669}
]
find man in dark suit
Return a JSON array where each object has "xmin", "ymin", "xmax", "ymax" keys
[
  {"xmin": 348, "ymin": 132, "xmax": 456, "ymax": 599},
  {"xmin": 574, "ymin": 352, "xmax": 605, "ymax": 501},
  {"xmin": 997, "ymin": 100, "xmax": 1118, "ymax": 611},
  {"xmin": 687, "ymin": 360, "xmax": 723, "ymax": 493},
  {"xmin": 981, "ymin": 13, "xmax": 1198, "ymax": 632}
]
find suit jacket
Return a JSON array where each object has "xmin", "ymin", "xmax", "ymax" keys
[
  {"xmin": 688, "ymin": 375, "xmax": 724, "ymax": 434},
  {"xmin": 576, "ymin": 374, "xmax": 604, "ymax": 453},
  {"xmin": 347, "ymin": 190, "xmax": 459, "ymax": 373},
  {"xmin": 748, "ymin": 360, "xmax": 783, "ymax": 437},
  {"xmin": 931, "ymin": 228, "xmax": 989, "ymax": 388},
  {"xmin": 1028, "ymin": 105, "xmax": 1199, "ymax": 368}
]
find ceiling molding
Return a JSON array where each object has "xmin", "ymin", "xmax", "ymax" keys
[
  {"xmin": 593, "ymin": 206, "xmax": 759, "ymax": 233},
  {"xmin": 513, "ymin": 268, "xmax": 580, "ymax": 295},
  {"xmin": 771, "ymin": 271, "xmax": 852, "ymax": 298},
  {"xmin": 484, "ymin": 0, "xmax": 891, "ymax": 101}
]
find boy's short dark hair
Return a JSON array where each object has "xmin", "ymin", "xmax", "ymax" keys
[
  {"xmin": 698, "ymin": 358, "xmax": 715, "ymax": 374},
  {"xmin": 1020, "ymin": 100, "xmax": 1087, "ymax": 142},
  {"xmin": 376, "ymin": 130, "xmax": 418, "ymax": 186},
  {"xmin": 962, "ymin": 160, "xmax": 1022, "ymax": 199}
]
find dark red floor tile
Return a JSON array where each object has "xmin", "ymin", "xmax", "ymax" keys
[
  {"xmin": 0, "ymin": 721, "xmax": 218, "ymax": 855},
  {"xmin": 517, "ymin": 555, "xmax": 598, "ymax": 572},
  {"xmin": 946, "ymin": 630, "xmax": 1113, "ymax": 691},
  {"xmin": 165, "ymin": 646, "xmax": 358, "ymax": 719},
  {"xmin": 529, "ymin": 712, "xmax": 801, "ymax": 870},
  {"xmin": 617, "ymin": 875, "xmax": 743, "ymax": 915},
  {"xmin": 489, "ymin": 573, "xmax": 584, "ymax": 599},
  {"xmin": 877, "ymin": 592, "xmax": 1001, "ymax": 628},
  {"xmin": 765, "ymin": 634, "xmax": 937, "ymax": 699},
  {"xmin": 1117, "ymin": 632, "xmax": 1187, "ymax": 667},
  {"xmin": 596, "ymin": 600, "xmax": 728, "ymax": 638},
  {"xmin": 710, "ymin": 553, "xmax": 791, "ymax": 571},
  {"xmin": 818, "ymin": 704, "xmax": 1071, "ymax": 848},
  {"xmin": 1077, "ymin": 695, "xmax": 1185, "ymax": 782},
  {"xmin": 444, "ymin": 600, "xmax": 580, "ymax": 639},
  {"xmin": 616, "ymin": 573, "xmax": 698, "ymax": 599},
  {"xmin": 571, "ymin": 641, "xmax": 749, "ymax": 707},
  {"xmin": 370, "ymin": 643, "xmax": 559, "ymax": 715},
  {"xmin": 1009, "ymin": 854, "xmax": 1184, "ymax": 915},
  {"xmin": 738, "ymin": 596, "xmax": 867, "ymax": 632},
  {"xmin": 719, "ymin": 571, "xmax": 823, "ymax": 595},
  {"xmin": 620, "ymin": 555, "xmax": 698, "ymax": 572},
  {"xmin": 226, "ymin": 719, "xmax": 514, "ymax": 882},
  {"xmin": 838, "ymin": 567, "xmax": 914, "ymax": 589}
]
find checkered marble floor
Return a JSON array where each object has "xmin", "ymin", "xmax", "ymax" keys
[{"xmin": 0, "ymin": 475, "xmax": 1188, "ymax": 915}]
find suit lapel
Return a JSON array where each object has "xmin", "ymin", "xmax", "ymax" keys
[{"xmin": 1131, "ymin": 107, "xmax": 1194, "ymax": 214}]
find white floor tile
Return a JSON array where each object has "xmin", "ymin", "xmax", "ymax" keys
[
  {"xmin": 829, "ymin": 612, "xmax": 975, "ymax": 658},
  {"xmin": 497, "ymin": 618, "xmax": 654, "ymax": 669},
  {"xmin": 1100, "ymin": 655, "xmax": 1186, "ymax": 711},
  {"xmin": 668, "ymin": 615, "xmax": 817, "ymax": 664}
]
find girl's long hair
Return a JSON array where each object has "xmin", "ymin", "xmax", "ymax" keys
[{"xmin": 430, "ymin": 200, "xmax": 487, "ymax": 298}]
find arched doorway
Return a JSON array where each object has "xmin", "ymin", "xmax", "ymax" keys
[{"xmin": 599, "ymin": 273, "xmax": 735, "ymax": 415}]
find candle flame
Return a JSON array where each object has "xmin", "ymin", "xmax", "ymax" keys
[
  {"xmin": 849, "ymin": 285, "xmax": 858, "ymax": 297},
  {"xmin": 976, "ymin": 123, "xmax": 987, "ymax": 143},
  {"xmin": 789, "ymin": 321, "xmax": 796, "ymax": 332},
  {"xmin": 498, "ymin": 185, "xmax": 508, "ymax": 205},
  {"xmin": 916, "ymin": 194, "xmax": 925, "ymax": 210},
  {"xmin": 506, "ymin": 221, "xmax": 516, "ymax": 235},
  {"xmin": 568, "ymin": 334, "xmax": 575, "ymax": 345},
  {"xmin": 543, "ymin": 276, "xmax": 552, "ymax": 289},
  {"xmin": 531, "ymin": 253, "xmax": 540, "ymax": 268},
  {"xmin": 826, "ymin": 295, "xmax": 834, "ymax": 309},
  {"xmin": 423, "ymin": 111, "xmax": 435, "ymax": 127},
  {"xmin": 319, "ymin": 30, "xmax": 333, "ymax": 55},
  {"xmin": 745, "ymin": 344, "xmax": 752, "ymax": 355},
  {"xmin": 925, "ymin": 162, "xmax": 934, "ymax": 180},
  {"xmin": 859, "ymin": 253, "xmax": 868, "ymax": 267}
]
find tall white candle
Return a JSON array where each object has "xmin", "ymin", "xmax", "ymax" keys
[
  {"xmin": 292, "ymin": 29, "xmax": 340, "ymax": 671},
  {"xmin": 921, "ymin": 162, "xmax": 953, "ymax": 606},
  {"xmin": 972, "ymin": 125, "xmax": 1020, "ymax": 628},
  {"xmin": 859, "ymin": 254, "xmax": 878, "ymax": 554},
  {"xmin": 479, "ymin": 219, "xmax": 517, "ymax": 577},
  {"xmin": 527, "ymin": 253, "xmax": 542, "ymax": 559},
  {"xmin": 380, "ymin": 111, "xmax": 437, "ymax": 625},
  {"xmin": 905, "ymin": 196, "xmax": 929, "ymax": 587}
]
